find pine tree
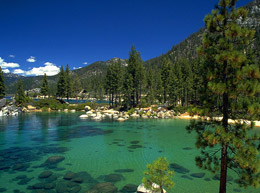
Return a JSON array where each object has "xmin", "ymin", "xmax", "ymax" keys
[
  {"xmin": 57, "ymin": 66, "xmax": 66, "ymax": 99},
  {"xmin": 160, "ymin": 56, "xmax": 171, "ymax": 104},
  {"xmin": 142, "ymin": 157, "xmax": 174, "ymax": 193},
  {"xmin": 154, "ymin": 66, "xmax": 163, "ymax": 103},
  {"xmin": 181, "ymin": 58, "xmax": 194, "ymax": 106},
  {"xmin": 15, "ymin": 79, "xmax": 26, "ymax": 105},
  {"xmin": 72, "ymin": 74, "xmax": 82, "ymax": 102},
  {"xmin": 186, "ymin": 1, "xmax": 260, "ymax": 193},
  {"xmin": 65, "ymin": 64, "xmax": 72, "ymax": 101},
  {"xmin": 127, "ymin": 45, "xmax": 144, "ymax": 107},
  {"xmin": 0, "ymin": 67, "xmax": 5, "ymax": 99},
  {"xmin": 40, "ymin": 73, "xmax": 49, "ymax": 97},
  {"xmin": 174, "ymin": 61, "xmax": 183, "ymax": 106},
  {"xmin": 145, "ymin": 67, "xmax": 156, "ymax": 105},
  {"xmin": 168, "ymin": 66, "xmax": 177, "ymax": 106},
  {"xmin": 122, "ymin": 70, "xmax": 134, "ymax": 109}
]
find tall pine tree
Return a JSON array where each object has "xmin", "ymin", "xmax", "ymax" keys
[
  {"xmin": 187, "ymin": 1, "xmax": 260, "ymax": 193},
  {"xmin": 65, "ymin": 64, "xmax": 72, "ymax": 101},
  {"xmin": 15, "ymin": 79, "xmax": 26, "ymax": 105},
  {"xmin": 0, "ymin": 67, "xmax": 5, "ymax": 99},
  {"xmin": 57, "ymin": 66, "xmax": 66, "ymax": 99},
  {"xmin": 127, "ymin": 45, "xmax": 144, "ymax": 107},
  {"xmin": 40, "ymin": 73, "xmax": 49, "ymax": 97},
  {"xmin": 160, "ymin": 56, "xmax": 171, "ymax": 104}
]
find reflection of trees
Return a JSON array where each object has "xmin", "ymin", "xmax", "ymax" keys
[{"xmin": 18, "ymin": 113, "xmax": 26, "ymax": 131}]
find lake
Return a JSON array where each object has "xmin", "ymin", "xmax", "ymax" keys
[{"xmin": 0, "ymin": 113, "xmax": 259, "ymax": 193}]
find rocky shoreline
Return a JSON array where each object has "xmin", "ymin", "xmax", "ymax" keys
[
  {"xmin": 79, "ymin": 105, "xmax": 260, "ymax": 127},
  {"xmin": 0, "ymin": 98, "xmax": 21, "ymax": 117}
]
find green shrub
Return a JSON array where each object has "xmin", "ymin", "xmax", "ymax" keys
[
  {"xmin": 127, "ymin": 108, "xmax": 135, "ymax": 115},
  {"xmin": 34, "ymin": 98, "xmax": 68, "ymax": 110},
  {"xmin": 41, "ymin": 107, "xmax": 49, "ymax": 112},
  {"xmin": 139, "ymin": 110, "xmax": 144, "ymax": 116}
]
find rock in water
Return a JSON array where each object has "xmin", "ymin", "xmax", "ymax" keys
[
  {"xmin": 190, "ymin": 173, "xmax": 205, "ymax": 178},
  {"xmin": 0, "ymin": 98, "xmax": 6, "ymax": 108},
  {"xmin": 44, "ymin": 156, "xmax": 65, "ymax": 165},
  {"xmin": 39, "ymin": 171, "xmax": 53, "ymax": 178},
  {"xmin": 121, "ymin": 184, "xmax": 138, "ymax": 192},
  {"xmin": 63, "ymin": 171, "xmax": 77, "ymax": 180},
  {"xmin": 104, "ymin": 174, "xmax": 124, "ymax": 182},
  {"xmin": 89, "ymin": 182, "xmax": 118, "ymax": 193},
  {"xmin": 169, "ymin": 163, "xmax": 190, "ymax": 174}
]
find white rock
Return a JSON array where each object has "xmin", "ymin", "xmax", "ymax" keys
[
  {"xmin": 93, "ymin": 116, "xmax": 101, "ymax": 120},
  {"xmin": 85, "ymin": 106, "xmax": 91, "ymax": 111},
  {"xmin": 86, "ymin": 111, "xmax": 93, "ymax": 115},
  {"xmin": 137, "ymin": 183, "xmax": 166, "ymax": 193},
  {"xmin": 90, "ymin": 113, "xmax": 97, "ymax": 117},
  {"xmin": 131, "ymin": 113, "xmax": 139, "ymax": 118},
  {"xmin": 117, "ymin": 117, "xmax": 125, "ymax": 121},
  {"xmin": 79, "ymin": 114, "xmax": 88, "ymax": 119}
]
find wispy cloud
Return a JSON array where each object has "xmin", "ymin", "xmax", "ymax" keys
[
  {"xmin": 25, "ymin": 62, "xmax": 60, "ymax": 76},
  {"xmin": 73, "ymin": 66, "xmax": 82, "ymax": 70},
  {"xmin": 9, "ymin": 55, "xmax": 15, "ymax": 58},
  {"xmin": 83, "ymin": 62, "xmax": 88, "ymax": 65},
  {"xmin": 26, "ymin": 56, "xmax": 36, "ymax": 63},
  {"xmin": 13, "ymin": 69, "xmax": 25, "ymax": 74},
  {"xmin": 44, "ymin": 62, "xmax": 54, "ymax": 66},
  {"xmin": 2, "ymin": 69, "xmax": 10, "ymax": 73},
  {"xmin": 0, "ymin": 57, "xmax": 20, "ymax": 68}
]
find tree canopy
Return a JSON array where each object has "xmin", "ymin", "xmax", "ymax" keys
[
  {"xmin": 142, "ymin": 157, "xmax": 174, "ymax": 193},
  {"xmin": 186, "ymin": 0, "xmax": 260, "ymax": 193}
]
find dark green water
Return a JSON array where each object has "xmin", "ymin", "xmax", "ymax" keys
[{"xmin": 0, "ymin": 112, "xmax": 259, "ymax": 193}]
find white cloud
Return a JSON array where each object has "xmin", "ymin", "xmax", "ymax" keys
[
  {"xmin": 25, "ymin": 62, "xmax": 60, "ymax": 76},
  {"xmin": 9, "ymin": 55, "xmax": 15, "ymax": 58},
  {"xmin": 44, "ymin": 62, "xmax": 54, "ymax": 66},
  {"xmin": 73, "ymin": 66, "xmax": 82, "ymax": 70},
  {"xmin": 0, "ymin": 57, "xmax": 20, "ymax": 68},
  {"xmin": 2, "ymin": 69, "xmax": 10, "ymax": 73},
  {"xmin": 13, "ymin": 69, "xmax": 25, "ymax": 74},
  {"xmin": 83, "ymin": 62, "xmax": 88, "ymax": 65},
  {"xmin": 26, "ymin": 56, "xmax": 36, "ymax": 63}
]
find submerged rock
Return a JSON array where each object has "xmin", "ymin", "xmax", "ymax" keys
[
  {"xmin": 181, "ymin": 175, "xmax": 193, "ymax": 180},
  {"xmin": 104, "ymin": 173, "xmax": 124, "ymax": 183},
  {"xmin": 63, "ymin": 171, "xmax": 77, "ymax": 180},
  {"xmin": 89, "ymin": 182, "xmax": 117, "ymax": 193},
  {"xmin": 190, "ymin": 173, "xmax": 205, "ymax": 178},
  {"xmin": 121, "ymin": 184, "xmax": 138, "ymax": 192},
  {"xmin": 44, "ymin": 156, "xmax": 65, "ymax": 165},
  {"xmin": 169, "ymin": 163, "xmax": 190, "ymax": 174},
  {"xmin": 39, "ymin": 171, "xmax": 53, "ymax": 178}
]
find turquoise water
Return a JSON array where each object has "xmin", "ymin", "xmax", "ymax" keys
[{"xmin": 0, "ymin": 113, "xmax": 259, "ymax": 193}]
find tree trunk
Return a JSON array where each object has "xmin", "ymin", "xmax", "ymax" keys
[
  {"xmin": 160, "ymin": 186, "xmax": 164, "ymax": 193},
  {"xmin": 164, "ymin": 89, "xmax": 166, "ymax": 104},
  {"xmin": 136, "ymin": 90, "xmax": 139, "ymax": 106},
  {"xmin": 112, "ymin": 92, "xmax": 114, "ymax": 107},
  {"xmin": 219, "ymin": 91, "xmax": 228, "ymax": 193}
]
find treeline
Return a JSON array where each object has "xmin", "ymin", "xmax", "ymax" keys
[{"xmin": 103, "ymin": 45, "xmax": 205, "ymax": 109}]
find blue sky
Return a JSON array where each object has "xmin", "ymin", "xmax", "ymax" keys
[{"xmin": 0, "ymin": 0, "xmax": 252, "ymax": 76}]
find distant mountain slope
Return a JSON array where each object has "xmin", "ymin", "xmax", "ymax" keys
[
  {"xmin": 4, "ymin": 57, "xmax": 127, "ymax": 94},
  {"xmin": 145, "ymin": 0, "xmax": 260, "ymax": 67}
]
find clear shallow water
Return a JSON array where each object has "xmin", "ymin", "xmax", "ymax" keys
[{"xmin": 0, "ymin": 113, "xmax": 259, "ymax": 193}]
